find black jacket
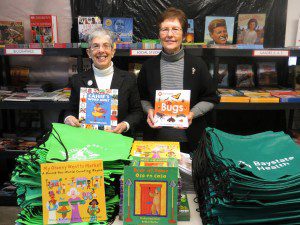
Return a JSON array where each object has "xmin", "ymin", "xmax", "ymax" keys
[
  {"xmin": 65, "ymin": 66, "xmax": 143, "ymax": 134},
  {"xmin": 137, "ymin": 51, "xmax": 220, "ymax": 151}
]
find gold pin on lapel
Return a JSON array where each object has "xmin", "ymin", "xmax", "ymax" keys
[{"xmin": 192, "ymin": 67, "xmax": 196, "ymax": 75}]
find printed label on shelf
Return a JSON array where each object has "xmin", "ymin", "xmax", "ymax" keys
[
  {"xmin": 130, "ymin": 49, "xmax": 161, "ymax": 56},
  {"xmin": 252, "ymin": 50, "xmax": 290, "ymax": 57},
  {"xmin": 4, "ymin": 48, "xmax": 43, "ymax": 55}
]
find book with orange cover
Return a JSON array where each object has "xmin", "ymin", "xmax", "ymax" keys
[
  {"xmin": 130, "ymin": 141, "xmax": 181, "ymax": 159},
  {"xmin": 41, "ymin": 160, "xmax": 107, "ymax": 224},
  {"xmin": 154, "ymin": 90, "xmax": 190, "ymax": 127}
]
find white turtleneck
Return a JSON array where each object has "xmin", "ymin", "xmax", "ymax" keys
[{"xmin": 93, "ymin": 62, "xmax": 114, "ymax": 89}]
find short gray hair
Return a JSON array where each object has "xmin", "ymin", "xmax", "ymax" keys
[{"xmin": 87, "ymin": 28, "xmax": 115, "ymax": 48}]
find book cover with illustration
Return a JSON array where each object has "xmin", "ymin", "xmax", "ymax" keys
[
  {"xmin": 209, "ymin": 63, "xmax": 229, "ymax": 87},
  {"xmin": 79, "ymin": 87, "xmax": 118, "ymax": 130},
  {"xmin": 130, "ymin": 141, "xmax": 181, "ymax": 159},
  {"xmin": 257, "ymin": 62, "xmax": 278, "ymax": 86},
  {"xmin": 237, "ymin": 14, "xmax": 266, "ymax": 45},
  {"xmin": 0, "ymin": 21, "xmax": 24, "ymax": 45},
  {"xmin": 235, "ymin": 64, "xmax": 255, "ymax": 88},
  {"xmin": 41, "ymin": 160, "xmax": 107, "ymax": 224},
  {"xmin": 185, "ymin": 19, "xmax": 194, "ymax": 43},
  {"xmin": 30, "ymin": 15, "xmax": 58, "ymax": 43},
  {"xmin": 123, "ymin": 164, "xmax": 178, "ymax": 225},
  {"xmin": 78, "ymin": 16, "xmax": 102, "ymax": 42},
  {"xmin": 103, "ymin": 17, "xmax": 133, "ymax": 43},
  {"xmin": 130, "ymin": 157, "xmax": 178, "ymax": 167},
  {"xmin": 204, "ymin": 16, "xmax": 234, "ymax": 45},
  {"xmin": 154, "ymin": 90, "xmax": 191, "ymax": 128}
]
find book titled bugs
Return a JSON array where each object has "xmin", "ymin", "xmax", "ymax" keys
[{"xmin": 154, "ymin": 90, "xmax": 191, "ymax": 128}]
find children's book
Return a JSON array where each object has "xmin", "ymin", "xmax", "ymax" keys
[
  {"xmin": 237, "ymin": 14, "xmax": 266, "ymax": 45},
  {"xmin": 79, "ymin": 88, "xmax": 118, "ymax": 130},
  {"xmin": 103, "ymin": 17, "xmax": 133, "ymax": 43},
  {"xmin": 123, "ymin": 162, "xmax": 178, "ymax": 225},
  {"xmin": 204, "ymin": 16, "xmax": 234, "ymax": 45},
  {"xmin": 209, "ymin": 63, "xmax": 229, "ymax": 87},
  {"xmin": 257, "ymin": 62, "xmax": 277, "ymax": 86},
  {"xmin": 185, "ymin": 19, "xmax": 194, "ymax": 43},
  {"xmin": 130, "ymin": 141, "xmax": 181, "ymax": 159},
  {"xmin": 235, "ymin": 64, "xmax": 255, "ymax": 88},
  {"xmin": 0, "ymin": 21, "xmax": 24, "ymax": 45},
  {"xmin": 154, "ymin": 90, "xmax": 191, "ymax": 128},
  {"xmin": 78, "ymin": 16, "xmax": 102, "ymax": 42},
  {"xmin": 41, "ymin": 160, "xmax": 107, "ymax": 224},
  {"xmin": 30, "ymin": 15, "xmax": 58, "ymax": 43}
]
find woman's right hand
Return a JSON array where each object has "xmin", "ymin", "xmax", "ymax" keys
[
  {"xmin": 147, "ymin": 109, "xmax": 161, "ymax": 129},
  {"xmin": 64, "ymin": 116, "xmax": 81, "ymax": 127}
]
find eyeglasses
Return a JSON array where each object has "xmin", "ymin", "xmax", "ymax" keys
[
  {"xmin": 90, "ymin": 43, "xmax": 112, "ymax": 51},
  {"xmin": 159, "ymin": 27, "xmax": 182, "ymax": 35}
]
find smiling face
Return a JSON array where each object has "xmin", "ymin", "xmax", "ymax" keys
[
  {"xmin": 86, "ymin": 35, "xmax": 115, "ymax": 70},
  {"xmin": 210, "ymin": 26, "xmax": 228, "ymax": 44},
  {"xmin": 159, "ymin": 18, "xmax": 184, "ymax": 54}
]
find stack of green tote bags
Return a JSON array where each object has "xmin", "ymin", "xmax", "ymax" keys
[
  {"xmin": 192, "ymin": 128, "xmax": 300, "ymax": 225},
  {"xmin": 11, "ymin": 123, "xmax": 132, "ymax": 225}
]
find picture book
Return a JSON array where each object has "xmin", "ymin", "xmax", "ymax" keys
[
  {"xmin": 204, "ymin": 16, "xmax": 234, "ymax": 45},
  {"xmin": 123, "ymin": 164, "xmax": 178, "ymax": 225},
  {"xmin": 78, "ymin": 16, "xmax": 102, "ymax": 42},
  {"xmin": 79, "ymin": 88, "xmax": 118, "ymax": 130},
  {"xmin": 41, "ymin": 160, "xmax": 107, "ymax": 224},
  {"xmin": 130, "ymin": 141, "xmax": 181, "ymax": 159},
  {"xmin": 185, "ymin": 19, "xmax": 194, "ymax": 43},
  {"xmin": 30, "ymin": 15, "xmax": 58, "ymax": 43},
  {"xmin": 130, "ymin": 157, "xmax": 178, "ymax": 167},
  {"xmin": 218, "ymin": 88, "xmax": 250, "ymax": 103},
  {"xmin": 0, "ymin": 21, "xmax": 24, "ymax": 45},
  {"xmin": 257, "ymin": 62, "xmax": 277, "ymax": 86},
  {"xmin": 103, "ymin": 17, "xmax": 133, "ymax": 43},
  {"xmin": 154, "ymin": 90, "xmax": 191, "ymax": 128},
  {"xmin": 235, "ymin": 64, "xmax": 255, "ymax": 88},
  {"xmin": 237, "ymin": 14, "xmax": 266, "ymax": 45},
  {"xmin": 209, "ymin": 63, "xmax": 229, "ymax": 87}
]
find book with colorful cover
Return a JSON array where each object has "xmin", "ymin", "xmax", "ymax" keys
[
  {"xmin": 185, "ymin": 19, "xmax": 194, "ymax": 43},
  {"xmin": 257, "ymin": 62, "xmax": 278, "ymax": 86},
  {"xmin": 218, "ymin": 88, "xmax": 250, "ymax": 103},
  {"xmin": 30, "ymin": 15, "xmax": 58, "ymax": 43},
  {"xmin": 154, "ymin": 90, "xmax": 191, "ymax": 128},
  {"xmin": 123, "ymin": 163, "xmax": 178, "ymax": 225},
  {"xmin": 209, "ymin": 63, "xmax": 229, "ymax": 87},
  {"xmin": 235, "ymin": 64, "xmax": 255, "ymax": 88},
  {"xmin": 103, "ymin": 17, "xmax": 133, "ymax": 43},
  {"xmin": 78, "ymin": 16, "xmax": 102, "ymax": 42},
  {"xmin": 204, "ymin": 16, "xmax": 235, "ymax": 45},
  {"xmin": 130, "ymin": 141, "xmax": 181, "ymax": 159},
  {"xmin": 130, "ymin": 157, "xmax": 178, "ymax": 167},
  {"xmin": 79, "ymin": 88, "xmax": 118, "ymax": 130},
  {"xmin": 41, "ymin": 160, "xmax": 107, "ymax": 224},
  {"xmin": 0, "ymin": 21, "xmax": 24, "ymax": 45},
  {"xmin": 237, "ymin": 14, "xmax": 266, "ymax": 45}
]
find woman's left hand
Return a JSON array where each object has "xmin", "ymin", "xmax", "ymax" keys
[
  {"xmin": 174, "ymin": 112, "xmax": 194, "ymax": 129},
  {"xmin": 111, "ymin": 122, "xmax": 127, "ymax": 134}
]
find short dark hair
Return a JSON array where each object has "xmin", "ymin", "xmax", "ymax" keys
[
  {"xmin": 208, "ymin": 19, "xmax": 227, "ymax": 34},
  {"xmin": 157, "ymin": 7, "xmax": 188, "ymax": 35},
  {"xmin": 247, "ymin": 18, "xmax": 258, "ymax": 29}
]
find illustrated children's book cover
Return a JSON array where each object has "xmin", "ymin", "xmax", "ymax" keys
[
  {"xmin": 102, "ymin": 17, "xmax": 133, "ymax": 43},
  {"xmin": 237, "ymin": 14, "xmax": 266, "ymax": 45},
  {"xmin": 0, "ymin": 21, "xmax": 24, "ymax": 45},
  {"xmin": 130, "ymin": 141, "xmax": 181, "ymax": 159},
  {"xmin": 154, "ymin": 90, "xmax": 190, "ymax": 128},
  {"xmin": 30, "ymin": 15, "xmax": 58, "ymax": 43},
  {"xmin": 41, "ymin": 160, "xmax": 107, "ymax": 224},
  {"xmin": 123, "ymin": 163, "xmax": 178, "ymax": 225},
  {"xmin": 78, "ymin": 16, "xmax": 102, "ymax": 42},
  {"xmin": 204, "ymin": 16, "xmax": 234, "ymax": 45},
  {"xmin": 185, "ymin": 19, "xmax": 194, "ymax": 43},
  {"xmin": 79, "ymin": 87, "xmax": 118, "ymax": 130}
]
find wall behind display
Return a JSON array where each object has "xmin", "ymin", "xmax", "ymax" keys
[
  {"xmin": 71, "ymin": 0, "xmax": 287, "ymax": 47},
  {"xmin": 285, "ymin": 0, "xmax": 300, "ymax": 47}
]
